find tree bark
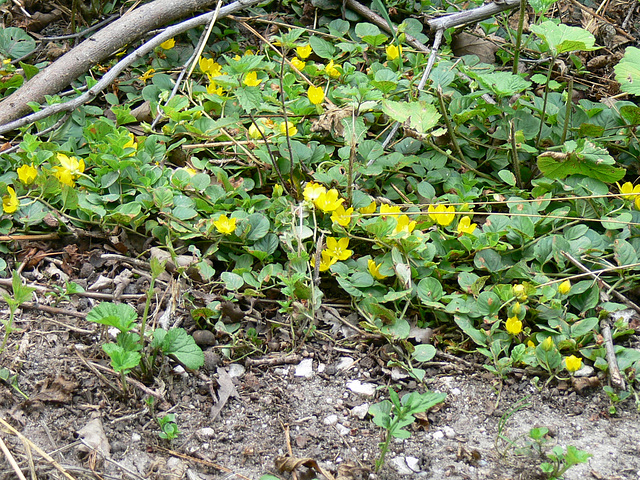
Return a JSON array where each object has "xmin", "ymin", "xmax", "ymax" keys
[{"xmin": 0, "ymin": 0, "xmax": 220, "ymax": 126}]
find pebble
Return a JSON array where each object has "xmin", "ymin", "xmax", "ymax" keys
[
  {"xmin": 317, "ymin": 363, "xmax": 326, "ymax": 373},
  {"xmin": 336, "ymin": 357, "xmax": 355, "ymax": 371},
  {"xmin": 336, "ymin": 424, "xmax": 350, "ymax": 435},
  {"xmin": 443, "ymin": 426, "xmax": 456, "ymax": 439},
  {"xmin": 346, "ymin": 380, "xmax": 376, "ymax": 397},
  {"xmin": 574, "ymin": 364, "xmax": 595, "ymax": 377},
  {"xmin": 323, "ymin": 414, "xmax": 338, "ymax": 426},
  {"xmin": 228, "ymin": 363, "xmax": 245, "ymax": 378},
  {"xmin": 197, "ymin": 427, "xmax": 216, "ymax": 439},
  {"xmin": 295, "ymin": 359, "xmax": 314, "ymax": 378},
  {"xmin": 351, "ymin": 403, "xmax": 370, "ymax": 419},
  {"xmin": 131, "ymin": 433, "xmax": 141, "ymax": 442},
  {"xmin": 390, "ymin": 456, "xmax": 421, "ymax": 475},
  {"xmin": 432, "ymin": 430, "xmax": 445, "ymax": 441},
  {"xmin": 391, "ymin": 367, "xmax": 410, "ymax": 380},
  {"xmin": 450, "ymin": 387, "xmax": 461, "ymax": 395}
]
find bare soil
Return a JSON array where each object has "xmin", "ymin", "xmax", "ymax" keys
[{"xmin": 0, "ymin": 257, "xmax": 639, "ymax": 480}]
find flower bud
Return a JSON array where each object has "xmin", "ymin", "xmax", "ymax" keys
[
  {"xmin": 558, "ymin": 280, "xmax": 571, "ymax": 295},
  {"xmin": 541, "ymin": 336, "xmax": 554, "ymax": 351}
]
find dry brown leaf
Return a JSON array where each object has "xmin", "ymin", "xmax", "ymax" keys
[
  {"xmin": 451, "ymin": 32, "xmax": 498, "ymax": 64},
  {"xmin": 276, "ymin": 455, "xmax": 335, "ymax": 480},
  {"xmin": 311, "ymin": 106, "xmax": 354, "ymax": 137},
  {"xmin": 30, "ymin": 374, "xmax": 78, "ymax": 404}
]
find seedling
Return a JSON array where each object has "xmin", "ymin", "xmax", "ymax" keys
[
  {"xmin": 369, "ymin": 387, "xmax": 446, "ymax": 472},
  {"xmin": 602, "ymin": 386, "xmax": 631, "ymax": 415},
  {"xmin": 0, "ymin": 271, "xmax": 35, "ymax": 354},
  {"xmin": 540, "ymin": 445, "xmax": 591, "ymax": 479},
  {"xmin": 157, "ymin": 413, "xmax": 181, "ymax": 441}
]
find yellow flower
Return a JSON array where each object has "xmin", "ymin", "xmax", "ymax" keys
[
  {"xmin": 291, "ymin": 58, "xmax": 306, "ymax": 70},
  {"xmin": 359, "ymin": 201, "xmax": 376, "ymax": 215},
  {"xmin": 527, "ymin": 340, "xmax": 535, "ymax": 348},
  {"xmin": 565, "ymin": 355, "xmax": 583, "ymax": 372},
  {"xmin": 184, "ymin": 168, "xmax": 197, "ymax": 176},
  {"xmin": 331, "ymin": 204, "xmax": 353, "ymax": 227},
  {"xmin": 248, "ymin": 122, "xmax": 266, "ymax": 140},
  {"xmin": 428, "ymin": 204, "xmax": 455, "ymax": 226},
  {"xmin": 54, "ymin": 153, "xmax": 85, "ymax": 187},
  {"xmin": 512, "ymin": 284, "xmax": 527, "ymax": 301},
  {"xmin": 380, "ymin": 204, "xmax": 402, "ymax": 218},
  {"xmin": 139, "ymin": 68, "xmax": 155, "ymax": 83},
  {"xmin": 199, "ymin": 57, "xmax": 214, "ymax": 74},
  {"xmin": 213, "ymin": 214, "xmax": 237, "ymax": 235},
  {"xmin": 385, "ymin": 44, "xmax": 402, "ymax": 60},
  {"xmin": 325, "ymin": 237, "xmax": 352, "ymax": 261},
  {"xmin": 635, "ymin": 196, "xmax": 640, "ymax": 211},
  {"xmin": 278, "ymin": 121, "xmax": 298, "ymax": 136},
  {"xmin": 160, "ymin": 38, "xmax": 175, "ymax": 50},
  {"xmin": 457, "ymin": 216, "xmax": 477, "ymax": 235},
  {"xmin": 393, "ymin": 214, "xmax": 416, "ymax": 235},
  {"xmin": 206, "ymin": 82, "xmax": 224, "ymax": 96},
  {"xmin": 303, "ymin": 182, "xmax": 326, "ymax": 202},
  {"xmin": 541, "ymin": 336, "xmax": 554, "ymax": 351},
  {"xmin": 618, "ymin": 181, "xmax": 640, "ymax": 200},
  {"xmin": 368, "ymin": 259, "xmax": 387, "ymax": 280},
  {"xmin": 2, "ymin": 187, "xmax": 19, "ymax": 214},
  {"xmin": 505, "ymin": 316, "xmax": 522, "ymax": 335},
  {"xmin": 315, "ymin": 189, "xmax": 344, "ymax": 212},
  {"xmin": 313, "ymin": 250, "xmax": 338, "ymax": 272},
  {"xmin": 124, "ymin": 133, "xmax": 137, "ymax": 151},
  {"xmin": 245, "ymin": 50, "xmax": 254, "ymax": 56},
  {"xmin": 558, "ymin": 280, "xmax": 571, "ymax": 295},
  {"xmin": 243, "ymin": 71, "xmax": 262, "ymax": 87},
  {"xmin": 296, "ymin": 44, "xmax": 312, "ymax": 59},
  {"xmin": 308, "ymin": 85, "xmax": 324, "ymax": 105},
  {"xmin": 17, "ymin": 164, "xmax": 37, "ymax": 185},
  {"xmin": 325, "ymin": 60, "xmax": 340, "ymax": 78}
]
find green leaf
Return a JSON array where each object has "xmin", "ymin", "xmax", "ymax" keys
[
  {"xmin": 613, "ymin": 239, "xmax": 638, "ymax": 267},
  {"xmin": 0, "ymin": 27, "xmax": 36, "ymax": 59},
  {"xmin": 102, "ymin": 343, "xmax": 141, "ymax": 373},
  {"xmin": 537, "ymin": 139, "xmax": 625, "ymax": 182},
  {"xmin": 246, "ymin": 213, "xmax": 270, "ymax": 241},
  {"xmin": 235, "ymin": 86, "xmax": 263, "ymax": 113},
  {"xmin": 530, "ymin": 21, "xmax": 598, "ymax": 55},
  {"xmin": 474, "ymin": 71, "xmax": 531, "ymax": 97},
  {"xmin": 309, "ymin": 36, "xmax": 336, "ymax": 59},
  {"xmin": 412, "ymin": 344, "xmax": 436, "ymax": 362},
  {"xmin": 87, "ymin": 302, "xmax": 138, "ymax": 333},
  {"xmin": 614, "ymin": 47, "xmax": 640, "ymax": 96},
  {"xmin": 156, "ymin": 328, "xmax": 204, "ymax": 369},
  {"xmin": 369, "ymin": 400, "xmax": 392, "ymax": 428},
  {"xmin": 381, "ymin": 100, "xmax": 441, "ymax": 134},
  {"xmin": 454, "ymin": 314, "xmax": 487, "ymax": 346},
  {"xmin": 528, "ymin": 0, "xmax": 557, "ymax": 14},
  {"xmin": 221, "ymin": 272, "xmax": 244, "ymax": 291},
  {"xmin": 416, "ymin": 277, "xmax": 443, "ymax": 304}
]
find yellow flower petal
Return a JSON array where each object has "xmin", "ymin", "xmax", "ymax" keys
[
  {"xmin": 368, "ymin": 259, "xmax": 387, "ymax": 280},
  {"xmin": 505, "ymin": 316, "xmax": 522, "ymax": 335},
  {"xmin": 213, "ymin": 214, "xmax": 237, "ymax": 235},
  {"xmin": 331, "ymin": 204, "xmax": 353, "ymax": 227},
  {"xmin": 296, "ymin": 44, "xmax": 312, "ymax": 59},
  {"xmin": 308, "ymin": 85, "xmax": 324, "ymax": 105},
  {"xmin": 565, "ymin": 355, "xmax": 583, "ymax": 372},
  {"xmin": 160, "ymin": 38, "xmax": 175, "ymax": 50},
  {"xmin": 17, "ymin": 164, "xmax": 37, "ymax": 185},
  {"xmin": 243, "ymin": 71, "xmax": 262, "ymax": 87},
  {"xmin": 2, "ymin": 186, "xmax": 19, "ymax": 214}
]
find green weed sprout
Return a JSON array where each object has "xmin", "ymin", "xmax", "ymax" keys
[
  {"xmin": 540, "ymin": 445, "xmax": 591, "ymax": 479},
  {"xmin": 369, "ymin": 387, "xmax": 446, "ymax": 472},
  {"xmin": 158, "ymin": 413, "xmax": 181, "ymax": 441},
  {"xmin": 1, "ymin": 271, "xmax": 35, "ymax": 353}
]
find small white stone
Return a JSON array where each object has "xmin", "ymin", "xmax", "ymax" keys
[
  {"xmin": 405, "ymin": 456, "xmax": 421, "ymax": 472},
  {"xmin": 450, "ymin": 387, "xmax": 462, "ymax": 395},
  {"xmin": 317, "ymin": 363, "xmax": 326, "ymax": 373},
  {"xmin": 443, "ymin": 426, "xmax": 456, "ymax": 439},
  {"xmin": 574, "ymin": 364, "xmax": 595, "ymax": 377},
  {"xmin": 432, "ymin": 430, "xmax": 445, "ymax": 440},
  {"xmin": 295, "ymin": 359, "xmax": 314, "ymax": 378},
  {"xmin": 131, "ymin": 433, "xmax": 141, "ymax": 442},
  {"xmin": 390, "ymin": 457, "xmax": 414, "ymax": 475},
  {"xmin": 197, "ymin": 427, "xmax": 216, "ymax": 439},
  {"xmin": 346, "ymin": 380, "xmax": 376, "ymax": 397},
  {"xmin": 336, "ymin": 357, "xmax": 356, "ymax": 371},
  {"xmin": 351, "ymin": 403, "xmax": 370, "ymax": 419},
  {"xmin": 336, "ymin": 424, "xmax": 350, "ymax": 436},
  {"xmin": 228, "ymin": 363, "xmax": 245, "ymax": 378},
  {"xmin": 391, "ymin": 367, "xmax": 409, "ymax": 380},
  {"xmin": 274, "ymin": 367, "xmax": 289, "ymax": 376},
  {"xmin": 323, "ymin": 414, "xmax": 338, "ymax": 426}
]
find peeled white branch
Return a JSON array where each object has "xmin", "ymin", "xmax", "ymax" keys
[{"xmin": 0, "ymin": 0, "xmax": 262, "ymax": 131}]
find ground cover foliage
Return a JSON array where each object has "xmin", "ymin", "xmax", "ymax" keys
[{"xmin": 1, "ymin": 0, "xmax": 640, "ymax": 476}]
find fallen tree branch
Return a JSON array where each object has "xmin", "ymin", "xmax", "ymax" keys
[
  {"xmin": 0, "ymin": 0, "xmax": 262, "ymax": 132},
  {"xmin": 426, "ymin": 0, "xmax": 520, "ymax": 31}
]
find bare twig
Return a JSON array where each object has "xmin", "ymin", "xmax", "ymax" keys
[
  {"xmin": 0, "ymin": 0, "xmax": 264, "ymax": 133},
  {"xmin": 426, "ymin": 0, "xmax": 520, "ymax": 31},
  {"xmin": 562, "ymin": 251, "xmax": 628, "ymax": 389}
]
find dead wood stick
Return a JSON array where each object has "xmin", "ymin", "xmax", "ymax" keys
[
  {"xmin": 344, "ymin": 0, "xmax": 430, "ymax": 53},
  {"xmin": 0, "ymin": 0, "xmax": 263, "ymax": 131},
  {"xmin": 562, "ymin": 251, "xmax": 626, "ymax": 389},
  {"xmin": 566, "ymin": 0, "xmax": 635, "ymax": 42},
  {"xmin": 426, "ymin": 0, "xmax": 520, "ymax": 31}
]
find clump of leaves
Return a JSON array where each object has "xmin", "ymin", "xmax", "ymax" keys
[
  {"xmin": 369, "ymin": 388, "xmax": 446, "ymax": 472},
  {"xmin": 0, "ymin": 271, "xmax": 35, "ymax": 353}
]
